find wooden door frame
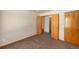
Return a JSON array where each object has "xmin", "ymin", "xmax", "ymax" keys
[
  {"xmin": 37, "ymin": 16, "xmax": 52, "ymax": 34},
  {"xmin": 56, "ymin": 14, "xmax": 59, "ymax": 40},
  {"xmin": 37, "ymin": 14, "xmax": 59, "ymax": 40}
]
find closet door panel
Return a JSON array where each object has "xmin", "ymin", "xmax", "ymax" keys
[
  {"xmin": 37, "ymin": 16, "xmax": 42, "ymax": 34},
  {"xmin": 64, "ymin": 11, "xmax": 79, "ymax": 45},
  {"xmin": 51, "ymin": 14, "xmax": 59, "ymax": 40}
]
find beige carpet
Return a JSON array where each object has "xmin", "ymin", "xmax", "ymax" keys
[{"xmin": 0, "ymin": 33, "xmax": 79, "ymax": 49}]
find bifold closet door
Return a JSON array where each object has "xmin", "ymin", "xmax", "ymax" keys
[
  {"xmin": 37, "ymin": 16, "xmax": 42, "ymax": 34},
  {"xmin": 64, "ymin": 11, "xmax": 79, "ymax": 45},
  {"xmin": 51, "ymin": 14, "xmax": 59, "ymax": 40}
]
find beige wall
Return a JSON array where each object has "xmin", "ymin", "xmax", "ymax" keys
[
  {"xmin": 0, "ymin": 10, "xmax": 38, "ymax": 46},
  {"xmin": 0, "ymin": 11, "xmax": 2, "ymax": 44}
]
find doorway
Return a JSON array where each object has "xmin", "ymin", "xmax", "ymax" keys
[
  {"xmin": 37, "ymin": 14, "xmax": 59, "ymax": 40},
  {"xmin": 42, "ymin": 16, "xmax": 51, "ymax": 34}
]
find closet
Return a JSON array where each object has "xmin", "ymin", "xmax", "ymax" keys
[{"xmin": 64, "ymin": 11, "xmax": 79, "ymax": 45}]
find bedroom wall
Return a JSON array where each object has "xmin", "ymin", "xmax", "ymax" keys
[
  {"xmin": 0, "ymin": 10, "xmax": 38, "ymax": 46},
  {"xmin": 0, "ymin": 11, "xmax": 2, "ymax": 44}
]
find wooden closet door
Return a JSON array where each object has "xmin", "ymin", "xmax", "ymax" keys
[
  {"xmin": 51, "ymin": 14, "xmax": 59, "ymax": 40},
  {"xmin": 37, "ymin": 16, "xmax": 42, "ymax": 34},
  {"xmin": 64, "ymin": 12, "xmax": 73, "ymax": 42},
  {"xmin": 64, "ymin": 11, "xmax": 79, "ymax": 45}
]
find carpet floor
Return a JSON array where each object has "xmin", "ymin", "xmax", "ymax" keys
[{"xmin": 0, "ymin": 33, "xmax": 79, "ymax": 49}]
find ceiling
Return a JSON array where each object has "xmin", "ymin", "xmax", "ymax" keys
[{"xmin": 32, "ymin": 10, "xmax": 52, "ymax": 13}]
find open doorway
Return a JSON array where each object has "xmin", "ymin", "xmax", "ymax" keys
[
  {"xmin": 37, "ymin": 14, "xmax": 59, "ymax": 40},
  {"xmin": 42, "ymin": 16, "xmax": 51, "ymax": 34}
]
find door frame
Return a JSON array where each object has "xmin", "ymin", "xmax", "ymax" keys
[{"xmin": 37, "ymin": 14, "xmax": 59, "ymax": 40}]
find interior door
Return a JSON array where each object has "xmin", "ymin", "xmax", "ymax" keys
[
  {"xmin": 51, "ymin": 14, "xmax": 59, "ymax": 40},
  {"xmin": 37, "ymin": 16, "xmax": 42, "ymax": 34},
  {"xmin": 64, "ymin": 11, "xmax": 79, "ymax": 45}
]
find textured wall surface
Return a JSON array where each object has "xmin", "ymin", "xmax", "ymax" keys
[{"xmin": 0, "ymin": 10, "xmax": 38, "ymax": 46}]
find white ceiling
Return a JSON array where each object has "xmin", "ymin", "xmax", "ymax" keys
[{"xmin": 32, "ymin": 10, "xmax": 52, "ymax": 13}]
